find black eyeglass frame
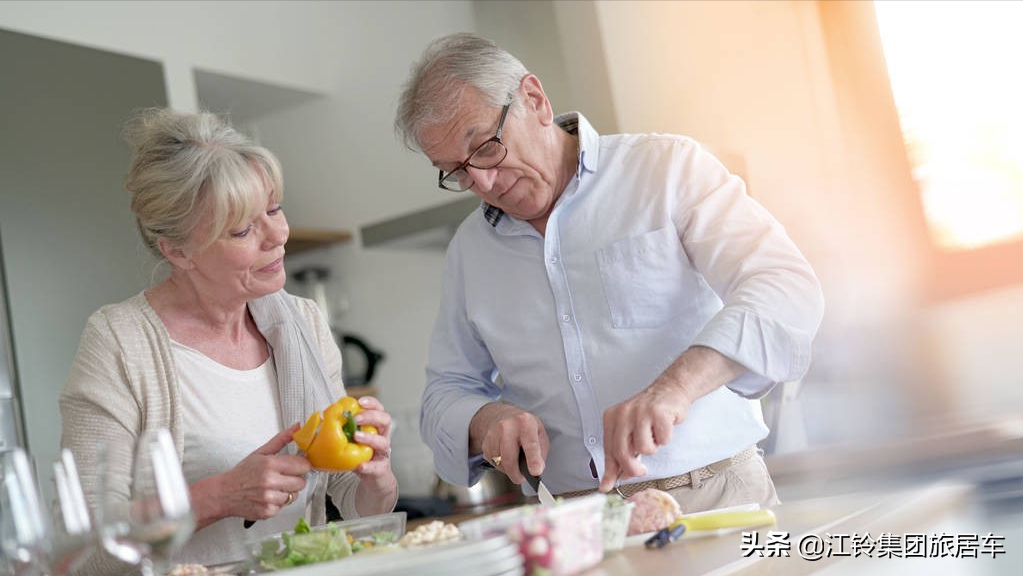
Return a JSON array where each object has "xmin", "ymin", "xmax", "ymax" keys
[{"xmin": 437, "ymin": 103, "xmax": 512, "ymax": 192}]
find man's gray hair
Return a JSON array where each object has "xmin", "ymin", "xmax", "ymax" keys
[
  {"xmin": 122, "ymin": 108, "xmax": 284, "ymax": 259},
  {"xmin": 394, "ymin": 33, "xmax": 529, "ymax": 151}
]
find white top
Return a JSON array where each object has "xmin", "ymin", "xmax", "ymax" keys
[
  {"xmin": 173, "ymin": 340, "xmax": 308, "ymax": 565},
  {"xmin": 421, "ymin": 112, "xmax": 825, "ymax": 494},
  {"xmin": 60, "ymin": 290, "xmax": 363, "ymax": 575}
]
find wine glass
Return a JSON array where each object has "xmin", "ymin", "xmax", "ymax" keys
[
  {"xmin": 48, "ymin": 449, "xmax": 95, "ymax": 575},
  {"xmin": 99, "ymin": 428, "xmax": 195, "ymax": 576},
  {"xmin": 0, "ymin": 448, "xmax": 51, "ymax": 576}
]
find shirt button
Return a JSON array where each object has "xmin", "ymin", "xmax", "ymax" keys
[
  {"xmin": 549, "ymin": 256, "xmax": 558, "ymax": 264},
  {"xmin": 587, "ymin": 436, "xmax": 597, "ymax": 446},
  {"xmin": 573, "ymin": 373, "xmax": 582, "ymax": 382},
  {"xmin": 562, "ymin": 314, "xmax": 571, "ymax": 322}
]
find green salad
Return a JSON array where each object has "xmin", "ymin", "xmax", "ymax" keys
[{"xmin": 257, "ymin": 517, "xmax": 399, "ymax": 570}]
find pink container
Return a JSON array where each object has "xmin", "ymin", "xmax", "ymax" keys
[{"xmin": 459, "ymin": 493, "xmax": 606, "ymax": 576}]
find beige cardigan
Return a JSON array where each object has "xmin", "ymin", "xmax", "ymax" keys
[{"xmin": 60, "ymin": 290, "xmax": 362, "ymax": 575}]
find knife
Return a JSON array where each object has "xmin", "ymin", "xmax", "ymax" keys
[
  {"xmin": 518, "ymin": 449, "xmax": 557, "ymax": 506},
  {"xmin": 644, "ymin": 509, "xmax": 776, "ymax": 549}
]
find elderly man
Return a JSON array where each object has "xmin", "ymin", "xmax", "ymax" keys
[{"xmin": 394, "ymin": 32, "xmax": 824, "ymax": 512}]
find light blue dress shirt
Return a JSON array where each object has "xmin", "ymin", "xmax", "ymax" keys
[{"xmin": 420, "ymin": 112, "xmax": 824, "ymax": 495}]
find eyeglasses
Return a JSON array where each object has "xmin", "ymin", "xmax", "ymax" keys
[{"xmin": 438, "ymin": 103, "xmax": 511, "ymax": 192}]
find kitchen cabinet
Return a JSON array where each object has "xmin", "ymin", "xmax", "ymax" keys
[
  {"xmin": 286, "ymin": 228, "xmax": 353, "ymax": 254},
  {"xmin": 360, "ymin": 196, "xmax": 480, "ymax": 251},
  {"xmin": 345, "ymin": 385, "xmax": 378, "ymax": 399}
]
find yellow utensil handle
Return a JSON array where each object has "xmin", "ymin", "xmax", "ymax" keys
[{"xmin": 672, "ymin": 509, "xmax": 776, "ymax": 531}]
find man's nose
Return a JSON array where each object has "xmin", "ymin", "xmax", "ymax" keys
[{"xmin": 466, "ymin": 165, "xmax": 499, "ymax": 193}]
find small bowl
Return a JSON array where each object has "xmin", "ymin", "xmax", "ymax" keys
[
  {"xmin": 459, "ymin": 493, "xmax": 607, "ymax": 576},
  {"xmin": 249, "ymin": 512, "xmax": 406, "ymax": 571}
]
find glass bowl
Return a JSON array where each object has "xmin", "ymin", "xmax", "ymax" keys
[{"xmin": 248, "ymin": 512, "xmax": 406, "ymax": 571}]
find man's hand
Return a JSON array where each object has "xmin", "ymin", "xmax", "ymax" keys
[
  {"xmin": 598, "ymin": 346, "xmax": 746, "ymax": 493},
  {"xmin": 470, "ymin": 402, "xmax": 549, "ymax": 485},
  {"xmin": 599, "ymin": 379, "xmax": 691, "ymax": 491}
]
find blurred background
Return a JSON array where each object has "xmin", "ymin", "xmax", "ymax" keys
[{"xmin": 0, "ymin": 2, "xmax": 1020, "ymax": 566}]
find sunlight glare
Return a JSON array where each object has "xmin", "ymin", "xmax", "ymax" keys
[{"xmin": 874, "ymin": 0, "xmax": 1023, "ymax": 251}]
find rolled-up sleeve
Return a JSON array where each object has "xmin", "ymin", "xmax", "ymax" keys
[{"xmin": 678, "ymin": 146, "xmax": 825, "ymax": 398}]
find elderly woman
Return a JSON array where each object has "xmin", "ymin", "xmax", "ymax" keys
[{"xmin": 60, "ymin": 108, "xmax": 397, "ymax": 573}]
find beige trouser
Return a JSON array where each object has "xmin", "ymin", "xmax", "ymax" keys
[{"xmin": 664, "ymin": 451, "xmax": 780, "ymax": 514}]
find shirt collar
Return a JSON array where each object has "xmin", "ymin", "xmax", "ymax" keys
[
  {"xmin": 555, "ymin": 111, "xmax": 599, "ymax": 177},
  {"xmin": 482, "ymin": 111, "xmax": 599, "ymax": 228}
]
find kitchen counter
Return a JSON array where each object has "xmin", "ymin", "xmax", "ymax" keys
[
  {"xmin": 583, "ymin": 481, "xmax": 995, "ymax": 576},
  {"xmin": 765, "ymin": 418, "xmax": 1023, "ymax": 492},
  {"xmin": 256, "ymin": 477, "xmax": 1015, "ymax": 576},
  {"xmin": 389, "ymin": 419, "xmax": 1023, "ymax": 575},
  {"xmin": 397, "ymin": 420, "xmax": 1023, "ymax": 575},
  {"xmin": 409, "ymin": 480, "xmax": 1010, "ymax": 576}
]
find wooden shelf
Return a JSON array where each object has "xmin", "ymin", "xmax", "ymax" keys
[
  {"xmin": 286, "ymin": 228, "xmax": 353, "ymax": 254},
  {"xmin": 346, "ymin": 385, "xmax": 378, "ymax": 399}
]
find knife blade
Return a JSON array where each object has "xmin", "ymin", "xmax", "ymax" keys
[{"xmin": 518, "ymin": 449, "xmax": 556, "ymax": 506}]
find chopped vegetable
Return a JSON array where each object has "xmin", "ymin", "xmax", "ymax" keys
[
  {"xmin": 257, "ymin": 517, "xmax": 400, "ymax": 571},
  {"xmin": 258, "ymin": 522, "xmax": 352, "ymax": 570},
  {"xmin": 398, "ymin": 520, "xmax": 461, "ymax": 547}
]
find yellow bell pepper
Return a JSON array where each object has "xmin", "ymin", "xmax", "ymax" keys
[{"xmin": 292, "ymin": 396, "xmax": 378, "ymax": 471}]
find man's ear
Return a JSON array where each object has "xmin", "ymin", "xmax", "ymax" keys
[
  {"xmin": 520, "ymin": 74, "xmax": 554, "ymax": 125},
  {"xmin": 157, "ymin": 237, "xmax": 195, "ymax": 270}
]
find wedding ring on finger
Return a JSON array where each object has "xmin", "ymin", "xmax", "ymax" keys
[
  {"xmin": 285, "ymin": 491, "xmax": 295, "ymax": 506},
  {"xmin": 491, "ymin": 455, "xmax": 502, "ymax": 467}
]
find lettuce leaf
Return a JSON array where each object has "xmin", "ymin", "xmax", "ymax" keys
[{"xmin": 258, "ymin": 522, "xmax": 352, "ymax": 570}]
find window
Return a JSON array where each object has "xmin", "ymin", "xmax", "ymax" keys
[{"xmin": 874, "ymin": 1, "xmax": 1023, "ymax": 253}]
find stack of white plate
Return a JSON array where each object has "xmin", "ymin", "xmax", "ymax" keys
[{"xmin": 263, "ymin": 535, "xmax": 522, "ymax": 576}]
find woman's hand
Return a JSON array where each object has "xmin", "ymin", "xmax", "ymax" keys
[
  {"xmin": 350, "ymin": 396, "xmax": 398, "ymax": 515},
  {"xmin": 190, "ymin": 424, "xmax": 311, "ymax": 529}
]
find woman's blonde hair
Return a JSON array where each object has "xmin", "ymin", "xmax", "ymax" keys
[{"xmin": 122, "ymin": 108, "xmax": 283, "ymax": 259}]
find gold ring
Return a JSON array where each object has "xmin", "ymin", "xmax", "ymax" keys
[
  {"xmin": 285, "ymin": 492, "xmax": 295, "ymax": 506},
  {"xmin": 491, "ymin": 455, "xmax": 502, "ymax": 467}
]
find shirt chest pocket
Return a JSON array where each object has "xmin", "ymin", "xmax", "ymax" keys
[{"xmin": 595, "ymin": 226, "xmax": 694, "ymax": 329}]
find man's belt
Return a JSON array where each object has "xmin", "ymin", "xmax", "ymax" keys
[{"xmin": 557, "ymin": 445, "xmax": 759, "ymax": 499}]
